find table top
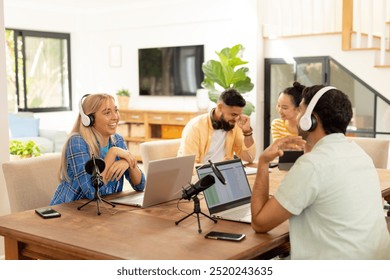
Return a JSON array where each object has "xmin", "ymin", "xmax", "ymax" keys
[
  {"xmin": 0, "ymin": 168, "xmax": 388, "ymax": 260},
  {"xmin": 0, "ymin": 195, "xmax": 288, "ymax": 260}
]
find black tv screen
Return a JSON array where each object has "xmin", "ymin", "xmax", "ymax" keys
[{"xmin": 138, "ymin": 45, "xmax": 204, "ymax": 96}]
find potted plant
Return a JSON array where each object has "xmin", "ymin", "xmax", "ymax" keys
[
  {"xmin": 116, "ymin": 89, "xmax": 130, "ymax": 109},
  {"xmin": 9, "ymin": 140, "xmax": 41, "ymax": 159},
  {"xmin": 201, "ymin": 44, "xmax": 255, "ymax": 115}
]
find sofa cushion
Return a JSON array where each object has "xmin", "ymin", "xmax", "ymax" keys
[
  {"xmin": 13, "ymin": 137, "xmax": 54, "ymax": 154},
  {"xmin": 9, "ymin": 114, "xmax": 40, "ymax": 138}
]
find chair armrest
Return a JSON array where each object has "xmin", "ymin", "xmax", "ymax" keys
[{"xmin": 39, "ymin": 129, "xmax": 68, "ymax": 153}]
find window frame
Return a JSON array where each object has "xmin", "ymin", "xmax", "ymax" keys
[{"xmin": 8, "ymin": 28, "xmax": 72, "ymax": 113}]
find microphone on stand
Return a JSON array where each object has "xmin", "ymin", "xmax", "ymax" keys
[
  {"xmin": 85, "ymin": 155, "xmax": 105, "ymax": 189},
  {"xmin": 78, "ymin": 154, "xmax": 115, "ymax": 215},
  {"xmin": 181, "ymin": 174, "xmax": 215, "ymax": 200},
  {"xmin": 176, "ymin": 159, "xmax": 226, "ymax": 233}
]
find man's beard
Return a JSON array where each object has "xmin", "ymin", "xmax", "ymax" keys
[{"xmin": 220, "ymin": 114, "xmax": 235, "ymax": 131}]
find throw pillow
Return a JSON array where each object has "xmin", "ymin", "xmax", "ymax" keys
[{"xmin": 8, "ymin": 114, "xmax": 40, "ymax": 138}]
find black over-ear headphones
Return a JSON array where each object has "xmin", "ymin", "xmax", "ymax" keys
[
  {"xmin": 210, "ymin": 108, "xmax": 222, "ymax": 129},
  {"xmin": 79, "ymin": 94, "xmax": 95, "ymax": 127},
  {"xmin": 299, "ymin": 86, "xmax": 336, "ymax": 132}
]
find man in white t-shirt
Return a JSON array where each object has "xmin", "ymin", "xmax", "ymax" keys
[{"xmin": 251, "ymin": 85, "xmax": 390, "ymax": 259}]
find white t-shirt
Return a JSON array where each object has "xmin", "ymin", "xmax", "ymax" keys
[
  {"xmin": 275, "ymin": 133, "xmax": 390, "ymax": 259},
  {"xmin": 203, "ymin": 129, "xmax": 226, "ymax": 164}
]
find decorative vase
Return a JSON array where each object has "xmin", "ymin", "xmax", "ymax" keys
[
  {"xmin": 118, "ymin": 96, "xmax": 130, "ymax": 109},
  {"xmin": 196, "ymin": 89, "xmax": 210, "ymax": 112}
]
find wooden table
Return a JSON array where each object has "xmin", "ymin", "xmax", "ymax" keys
[
  {"xmin": 0, "ymin": 170, "xmax": 289, "ymax": 260},
  {"xmin": 0, "ymin": 168, "xmax": 389, "ymax": 260}
]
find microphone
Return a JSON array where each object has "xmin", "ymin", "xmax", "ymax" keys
[
  {"xmin": 85, "ymin": 155, "xmax": 105, "ymax": 189},
  {"xmin": 181, "ymin": 174, "xmax": 215, "ymax": 200},
  {"xmin": 208, "ymin": 160, "xmax": 226, "ymax": 185},
  {"xmin": 85, "ymin": 155, "xmax": 105, "ymax": 175}
]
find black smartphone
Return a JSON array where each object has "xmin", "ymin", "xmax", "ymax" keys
[
  {"xmin": 204, "ymin": 231, "xmax": 245, "ymax": 242},
  {"xmin": 35, "ymin": 208, "xmax": 61, "ymax": 219}
]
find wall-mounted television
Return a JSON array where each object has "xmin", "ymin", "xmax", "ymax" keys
[{"xmin": 138, "ymin": 45, "xmax": 204, "ymax": 96}]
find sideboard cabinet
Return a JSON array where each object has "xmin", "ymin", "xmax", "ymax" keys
[{"xmin": 118, "ymin": 109, "xmax": 199, "ymax": 161}]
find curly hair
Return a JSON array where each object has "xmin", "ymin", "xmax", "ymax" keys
[
  {"xmin": 219, "ymin": 88, "xmax": 246, "ymax": 107},
  {"xmin": 302, "ymin": 85, "xmax": 353, "ymax": 134}
]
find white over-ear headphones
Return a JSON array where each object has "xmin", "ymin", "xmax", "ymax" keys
[
  {"xmin": 79, "ymin": 94, "xmax": 95, "ymax": 127},
  {"xmin": 299, "ymin": 86, "xmax": 336, "ymax": 132}
]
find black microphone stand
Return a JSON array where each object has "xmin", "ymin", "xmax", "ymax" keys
[
  {"xmin": 77, "ymin": 166, "xmax": 116, "ymax": 215},
  {"xmin": 175, "ymin": 194, "xmax": 217, "ymax": 234}
]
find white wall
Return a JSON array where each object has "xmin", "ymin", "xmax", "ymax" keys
[
  {"xmin": 0, "ymin": 0, "xmax": 10, "ymax": 259},
  {"xmin": 4, "ymin": 0, "xmax": 260, "ymax": 132}
]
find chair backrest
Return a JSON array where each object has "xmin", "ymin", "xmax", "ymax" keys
[
  {"xmin": 2, "ymin": 153, "xmax": 61, "ymax": 213},
  {"xmin": 140, "ymin": 139, "xmax": 181, "ymax": 174},
  {"xmin": 348, "ymin": 137, "xmax": 389, "ymax": 169}
]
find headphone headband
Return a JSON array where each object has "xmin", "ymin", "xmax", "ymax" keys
[{"xmin": 299, "ymin": 86, "xmax": 336, "ymax": 132}]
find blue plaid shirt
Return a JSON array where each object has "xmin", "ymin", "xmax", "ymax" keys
[{"xmin": 50, "ymin": 133, "xmax": 145, "ymax": 205}]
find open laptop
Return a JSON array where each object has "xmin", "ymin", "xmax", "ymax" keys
[
  {"xmin": 278, "ymin": 150, "xmax": 304, "ymax": 171},
  {"xmin": 196, "ymin": 158, "xmax": 252, "ymax": 223},
  {"xmin": 110, "ymin": 154, "xmax": 195, "ymax": 208}
]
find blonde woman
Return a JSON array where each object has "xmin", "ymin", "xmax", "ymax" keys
[{"xmin": 50, "ymin": 94, "xmax": 145, "ymax": 205}]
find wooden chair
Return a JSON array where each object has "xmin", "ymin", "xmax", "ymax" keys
[
  {"xmin": 2, "ymin": 153, "xmax": 61, "ymax": 213},
  {"xmin": 347, "ymin": 137, "xmax": 389, "ymax": 169},
  {"xmin": 139, "ymin": 139, "xmax": 181, "ymax": 174}
]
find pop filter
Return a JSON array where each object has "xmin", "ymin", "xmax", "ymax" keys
[
  {"xmin": 208, "ymin": 160, "xmax": 226, "ymax": 185},
  {"xmin": 85, "ymin": 155, "xmax": 105, "ymax": 175}
]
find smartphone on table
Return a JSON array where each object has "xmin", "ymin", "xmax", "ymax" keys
[
  {"xmin": 35, "ymin": 208, "xmax": 61, "ymax": 219},
  {"xmin": 204, "ymin": 231, "xmax": 245, "ymax": 242}
]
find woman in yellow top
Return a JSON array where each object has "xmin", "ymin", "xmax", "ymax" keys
[{"xmin": 271, "ymin": 82, "xmax": 305, "ymax": 145}]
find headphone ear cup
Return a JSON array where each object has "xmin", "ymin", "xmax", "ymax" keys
[
  {"xmin": 212, "ymin": 120, "xmax": 222, "ymax": 129},
  {"xmin": 308, "ymin": 115, "xmax": 317, "ymax": 132},
  {"xmin": 210, "ymin": 109, "xmax": 222, "ymax": 129},
  {"xmin": 299, "ymin": 114, "xmax": 312, "ymax": 132},
  {"xmin": 88, "ymin": 114, "xmax": 95, "ymax": 127},
  {"xmin": 79, "ymin": 94, "xmax": 94, "ymax": 127},
  {"xmin": 299, "ymin": 114, "xmax": 317, "ymax": 132}
]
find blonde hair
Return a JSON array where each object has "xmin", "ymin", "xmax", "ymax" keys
[{"xmin": 59, "ymin": 94, "xmax": 116, "ymax": 181}]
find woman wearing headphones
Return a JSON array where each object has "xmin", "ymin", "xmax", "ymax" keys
[{"xmin": 50, "ymin": 94, "xmax": 145, "ymax": 205}]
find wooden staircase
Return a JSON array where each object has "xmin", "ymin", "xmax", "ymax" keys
[{"xmin": 342, "ymin": 1, "xmax": 390, "ymax": 68}]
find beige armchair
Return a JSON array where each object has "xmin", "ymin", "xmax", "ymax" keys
[
  {"xmin": 2, "ymin": 153, "xmax": 61, "ymax": 213},
  {"xmin": 347, "ymin": 137, "xmax": 389, "ymax": 169},
  {"xmin": 140, "ymin": 139, "xmax": 181, "ymax": 174}
]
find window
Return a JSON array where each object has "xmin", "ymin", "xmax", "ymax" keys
[
  {"xmin": 264, "ymin": 56, "xmax": 390, "ymax": 148},
  {"xmin": 5, "ymin": 29, "xmax": 72, "ymax": 112}
]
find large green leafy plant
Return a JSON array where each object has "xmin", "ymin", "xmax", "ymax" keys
[{"xmin": 201, "ymin": 44, "xmax": 255, "ymax": 115}]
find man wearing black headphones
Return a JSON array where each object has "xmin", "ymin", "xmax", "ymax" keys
[
  {"xmin": 177, "ymin": 88, "xmax": 256, "ymax": 165},
  {"xmin": 251, "ymin": 85, "xmax": 390, "ymax": 259}
]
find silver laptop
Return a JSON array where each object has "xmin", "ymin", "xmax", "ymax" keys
[
  {"xmin": 196, "ymin": 158, "xmax": 252, "ymax": 223},
  {"xmin": 278, "ymin": 150, "xmax": 304, "ymax": 171},
  {"xmin": 110, "ymin": 155, "xmax": 195, "ymax": 208}
]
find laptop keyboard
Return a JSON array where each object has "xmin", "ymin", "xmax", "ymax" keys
[{"xmin": 221, "ymin": 205, "xmax": 251, "ymax": 219}]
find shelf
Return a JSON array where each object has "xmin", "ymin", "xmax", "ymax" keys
[{"xmin": 118, "ymin": 109, "xmax": 199, "ymax": 161}]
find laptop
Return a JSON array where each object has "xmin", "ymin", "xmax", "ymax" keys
[
  {"xmin": 196, "ymin": 158, "xmax": 252, "ymax": 223},
  {"xmin": 110, "ymin": 154, "xmax": 195, "ymax": 208},
  {"xmin": 278, "ymin": 150, "xmax": 304, "ymax": 171}
]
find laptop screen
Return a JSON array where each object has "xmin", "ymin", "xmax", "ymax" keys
[{"xmin": 196, "ymin": 158, "xmax": 252, "ymax": 214}]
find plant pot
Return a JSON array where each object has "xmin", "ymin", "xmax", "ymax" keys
[
  {"xmin": 196, "ymin": 89, "xmax": 210, "ymax": 112},
  {"xmin": 118, "ymin": 96, "xmax": 130, "ymax": 109}
]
